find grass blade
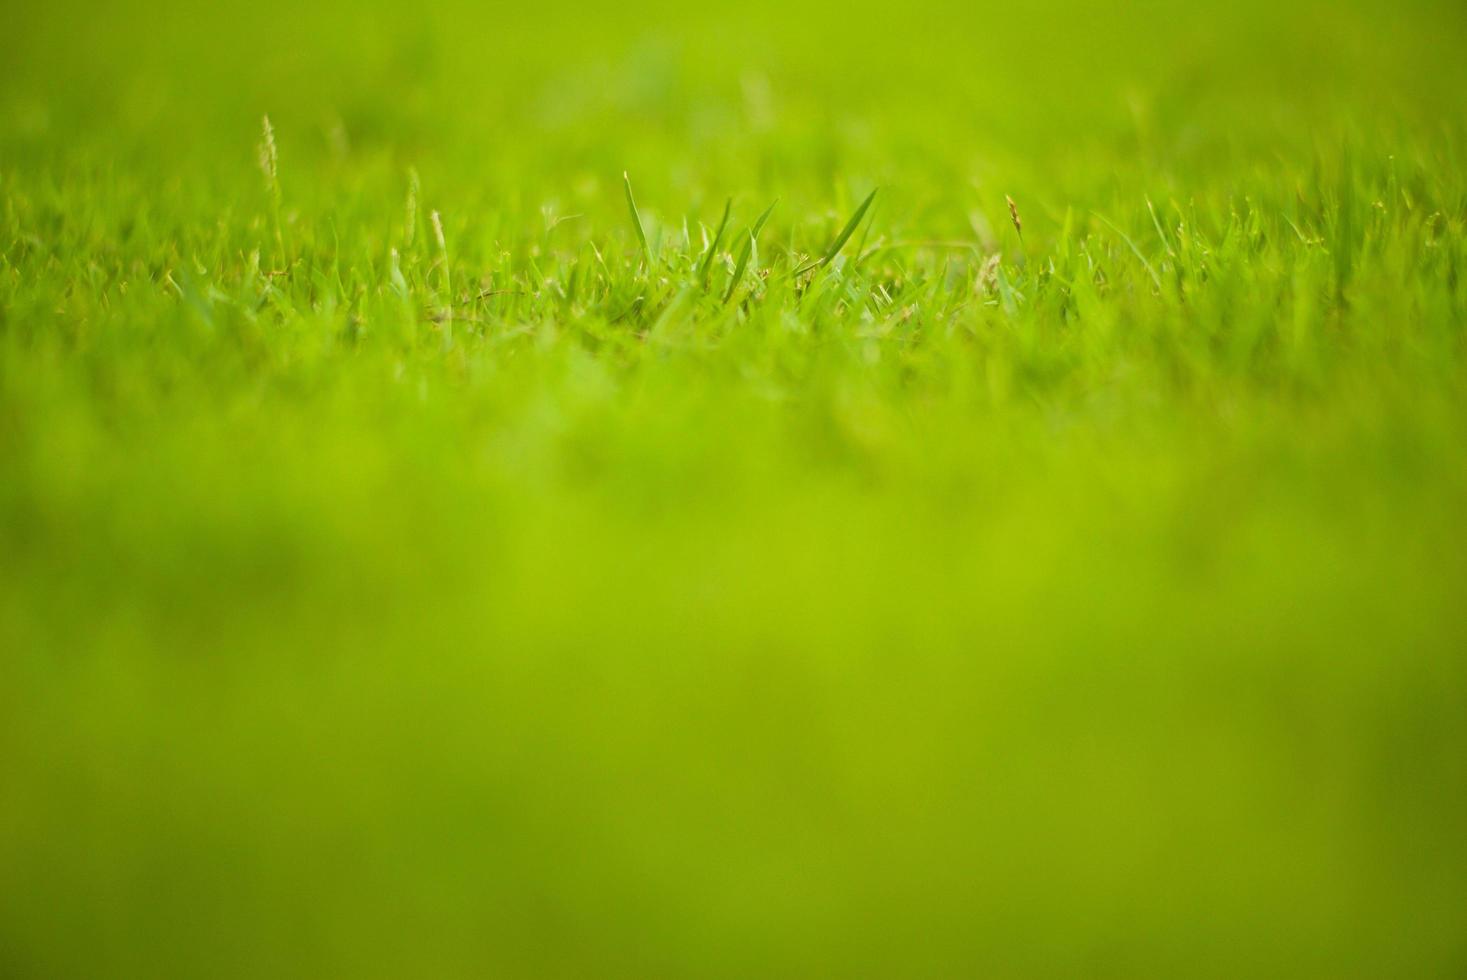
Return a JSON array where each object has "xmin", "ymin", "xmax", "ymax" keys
[
  {"xmin": 623, "ymin": 172, "xmax": 650, "ymax": 263},
  {"xmin": 1094, "ymin": 210, "xmax": 1163, "ymax": 293},
  {"xmin": 698, "ymin": 197, "xmax": 733, "ymax": 288},
  {"xmin": 795, "ymin": 187, "xmax": 877, "ymax": 277},
  {"xmin": 724, "ymin": 200, "xmax": 777, "ymax": 304}
]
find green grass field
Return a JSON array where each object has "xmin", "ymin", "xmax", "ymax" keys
[{"xmin": 3, "ymin": 0, "xmax": 1467, "ymax": 975}]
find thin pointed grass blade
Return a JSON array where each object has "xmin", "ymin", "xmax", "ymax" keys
[
  {"xmin": 698, "ymin": 198, "xmax": 733, "ymax": 288},
  {"xmin": 821, "ymin": 187, "xmax": 878, "ymax": 267},
  {"xmin": 623, "ymin": 172, "xmax": 651, "ymax": 262},
  {"xmin": 850, "ymin": 195, "xmax": 880, "ymax": 268},
  {"xmin": 750, "ymin": 199, "xmax": 775, "ymax": 239},
  {"xmin": 725, "ymin": 231, "xmax": 756, "ymax": 305},
  {"xmin": 795, "ymin": 187, "xmax": 878, "ymax": 277},
  {"xmin": 1146, "ymin": 196, "xmax": 1176, "ymax": 257},
  {"xmin": 724, "ymin": 200, "xmax": 778, "ymax": 304},
  {"xmin": 1093, "ymin": 210, "xmax": 1163, "ymax": 293}
]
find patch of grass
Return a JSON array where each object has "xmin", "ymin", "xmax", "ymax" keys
[{"xmin": 2, "ymin": 0, "xmax": 1467, "ymax": 976}]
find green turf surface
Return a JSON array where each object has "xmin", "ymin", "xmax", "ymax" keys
[{"xmin": 3, "ymin": 0, "xmax": 1467, "ymax": 975}]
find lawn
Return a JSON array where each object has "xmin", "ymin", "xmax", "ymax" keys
[{"xmin": 2, "ymin": 0, "xmax": 1466, "ymax": 975}]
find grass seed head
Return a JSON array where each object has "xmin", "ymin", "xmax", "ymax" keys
[{"xmin": 978, "ymin": 252, "xmax": 1002, "ymax": 293}]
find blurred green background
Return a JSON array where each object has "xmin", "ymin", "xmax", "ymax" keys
[{"xmin": 3, "ymin": 0, "xmax": 1467, "ymax": 976}]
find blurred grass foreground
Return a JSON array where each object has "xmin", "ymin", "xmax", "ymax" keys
[{"xmin": 3, "ymin": 0, "xmax": 1467, "ymax": 975}]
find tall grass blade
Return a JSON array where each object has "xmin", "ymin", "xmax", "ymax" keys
[
  {"xmin": 1094, "ymin": 211, "xmax": 1163, "ymax": 293},
  {"xmin": 795, "ymin": 187, "xmax": 877, "ymax": 277},
  {"xmin": 724, "ymin": 200, "xmax": 777, "ymax": 304},
  {"xmin": 699, "ymin": 198, "xmax": 732, "ymax": 288},
  {"xmin": 623, "ymin": 172, "xmax": 651, "ymax": 263}
]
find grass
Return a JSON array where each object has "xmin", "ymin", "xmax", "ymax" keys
[{"xmin": 2, "ymin": 0, "xmax": 1467, "ymax": 976}]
